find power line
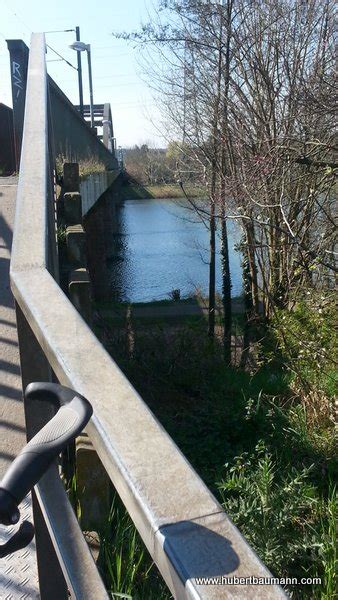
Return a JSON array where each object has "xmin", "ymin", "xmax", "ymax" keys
[
  {"xmin": 61, "ymin": 74, "xmax": 143, "ymax": 82},
  {"xmin": 44, "ymin": 29, "xmax": 75, "ymax": 34},
  {"xmin": 1, "ymin": 2, "xmax": 76, "ymax": 72},
  {"xmin": 92, "ymin": 73, "xmax": 143, "ymax": 80},
  {"xmin": 94, "ymin": 45, "xmax": 135, "ymax": 50},
  {"xmin": 88, "ymin": 82, "xmax": 145, "ymax": 88},
  {"xmin": 109, "ymin": 101, "xmax": 157, "ymax": 107},
  {"xmin": 93, "ymin": 52, "xmax": 132, "ymax": 59},
  {"xmin": 46, "ymin": 44, "xmax": 77, "ymax": 71},
  {"xmin": 1, "ymin": 0, "xmax": 31, "ymax": 34}
]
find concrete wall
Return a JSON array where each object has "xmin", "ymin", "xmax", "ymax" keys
[
  {"xmin": 0, "ymin": 103, "xmax": 15, "ymax": 174},
  {"xmin": 80, "ymin": 171, "xmax": 119, "ymax": 216},
  {"xmin": 6, "ymin": 40, "xmax": 118, "ymax": 174},
  {"xmin": 83, "ymin": 175, "xmax": 123, "ymax": 302},
  {"xmin": 48, "ymin": 78, "xmax": 118, "ymax": 171}
]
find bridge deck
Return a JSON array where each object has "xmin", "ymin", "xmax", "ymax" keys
[{"xmin": 0, "ymin": 176, "xmax": 39, "ymax": 598}]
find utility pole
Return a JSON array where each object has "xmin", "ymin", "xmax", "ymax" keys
[
  {"xmin": 75, "ymin": 26, "xmax": 84, "ymax": 117},
  {"xmin": 69, "ymin": 40, "xmax": 94, "ymax": 129},
  {"xmin": 86, "ymin": 45, "xmax": 94, "ymax": 128}
]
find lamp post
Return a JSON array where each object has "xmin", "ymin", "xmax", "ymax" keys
[
  {"xmin": 44, "ymin": 27, "xmax": 84, "ymax": 118},
  {"xmin": 69, "ymin": 40, "xmax": 94, "ymax": 128},
  {"xmin": 75, "ymin": 27, "xmax": 84, "ymax": 117}
]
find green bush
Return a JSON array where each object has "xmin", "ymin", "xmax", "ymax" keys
[
  {"xmin": 271, "ymin": 292, "xmax": 337, "ymax": 402},
  {"xmin": 55, "ymin": 154, "xmax": 106, "ymax": 180},
  {"xmin": 218, "ymin": 441, "xmax": 336, "ymax": 599}
]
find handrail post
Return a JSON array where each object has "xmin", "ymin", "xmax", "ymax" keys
[{"xmin": 15, "ymin": 303, "xmax": 68, "ymax": 599}]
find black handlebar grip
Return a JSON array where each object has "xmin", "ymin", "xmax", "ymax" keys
[{"xmin": 0, "ymin": 383, "xmax": 92, "ymax": 508}]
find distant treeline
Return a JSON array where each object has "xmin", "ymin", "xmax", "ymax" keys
[{"xmin": 123, "ymin": 143, "xmax": 197, "ymax": 185}]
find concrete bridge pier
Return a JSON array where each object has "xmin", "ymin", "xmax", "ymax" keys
[{"xmin": 83, "ymin": 176, "xmax": 123, "ymax": 302}]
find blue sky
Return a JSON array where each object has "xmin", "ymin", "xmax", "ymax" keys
[{"xmin": 0, "ymin": 0, "xmax": 165, "ymax": 146}]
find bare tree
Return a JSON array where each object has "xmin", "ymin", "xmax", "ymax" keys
[{"xmin": 116, "ymin": 0, "xmax": 336, "ymax": 365}]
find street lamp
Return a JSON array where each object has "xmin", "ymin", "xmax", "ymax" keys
[
  {"xmin": 69, "ymin": 40, "xmax": 94, "ymax": 128},
  {"xmin": 75, "ymin": 27, "xmax": 84, "ymax": 118},
  {"xmin": 45, "ymin": 26, "xmax": 84, "ymax": 117}
]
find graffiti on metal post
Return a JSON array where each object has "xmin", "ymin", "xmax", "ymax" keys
[{"xmin": 12, "ymin": 61, "xmax": 23, "ymax": 100}]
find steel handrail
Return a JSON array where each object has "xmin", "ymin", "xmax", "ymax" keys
[{"xmin": 10, "ymin": 32, "xmax": 286, "ymax": 599}]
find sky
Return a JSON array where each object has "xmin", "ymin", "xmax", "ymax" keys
[{"xmin": 0, "ymin": 0, "xmax": 165, "ymax": 147}]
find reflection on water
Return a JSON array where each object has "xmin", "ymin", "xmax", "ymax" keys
[{"xmin": 108, "ymin": 198, "xmax": 243, "ymax": 303}]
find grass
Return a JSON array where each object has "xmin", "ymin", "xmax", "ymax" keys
[
  {"xmin": 320, "ymin": 485, "xmax": 337, "ymax": 600},
  {"xmin": 55, "ymin": 154, "xmax": 106, "ymax": 180},
  {"xmin": 56, "ymin": 225, "xmax": 67, "ymax": 243},
  {"xmin": 78, "ymin": 158, "xmax": 106, "ymax": 179},
  {"xmin": 99, "ymin": 314, "xmax": 202, "ymax": 328},
  {"xmin": 68, "ymin": 292, "xmax": 336, "ymax": 598},
  {"xmin": 97, "ymin": 494, "xmax": 172, "ymax": 599},
  {"xmin": 93, "ymin": 293, "xmax": 244, "ymax": 309},
  {"xmin": 271, "ymin": 294, "xmax": 337, "ymax": 420},
  {"xmin": 64, "ymin": 474, "xmax": 172, "ymax": 599},
  {"xmin": 119, "ymin": 182, "xmax": 204, "ymax": 200},
  {"xmin": 94, "ymin": 309, "xmax": 336, "ymax": 599},
  {"xmin": 93, "ymin": 297, "xmax": 246, "ymax": 335},
  {"xmin": 98, "ymin": 313, "xmax": 245, "ymax": 336},
  {"xmin": 93, "ymin": 296, "xmax": 200, "ymax": 310},
  {"xmin": 0, "ymin": 165, "xmax": 16, "ymax": 176}
]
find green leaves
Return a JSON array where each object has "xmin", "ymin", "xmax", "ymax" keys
[
  {"xmin": 97, "ymin": 295, "xmax": 335, "ymax": 598},
  {"xmin": 218, "ymin": 442, "xmax": 334, "ymax": 598},
  {"xmin": 272, "ymin": 293, "xmax": 337, "ymax": 402},
  {"xmin": 97, "ymin": 494, "xmax": 172, "ymax": 599}
]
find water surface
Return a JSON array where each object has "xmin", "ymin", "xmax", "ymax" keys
[{"xmin": 108, "ymin": 198, "xmax": 243, "ymax": 303}]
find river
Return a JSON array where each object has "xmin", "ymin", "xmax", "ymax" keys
[{"xmin": 108, "ymin": 197, "xmax": 243, "ymax": 303}]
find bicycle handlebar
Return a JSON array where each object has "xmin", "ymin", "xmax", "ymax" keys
[{"xmin": 0, "ymin": 382, "xmax": 92, "ymax": 527}]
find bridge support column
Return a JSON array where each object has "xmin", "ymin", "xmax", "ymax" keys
[
  {"xmin": 61, "ymin": 163, "xmax": 110, "ymax": 530},
  {"xmin": 6, "ymin": 40, "xmax": 29, "ymax": 171},
  {"xmin": 64, "ymin": 192, "xmax": 82, "ymax": 224},
  {"xmin": 76, "ymin": 435, "xmax": 111, "ymax": 531},
  {"xmin": 66, "ymin": 224, "xmax": 86, "ymax": 264},
  {"xmin": 83, "ymin": 194, "xmax": 113, "ymax": 302},
  {"xmin": 69, "ymin": 268, "xmax": 92, "ymax": 323}
]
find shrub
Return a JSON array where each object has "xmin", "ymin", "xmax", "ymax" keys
[
  {"xmin": 218, "ymin": 441, "xmax": 336, "ymax": 598},
  {"xmin": 268, "ymin": 291, "xmax": 337, "ymax": 423},
  {"xmin": 169, "ymin": 288, "xmax": 181, "ymax": 301},
  {"xmin": 55, "ymin": 154, "xmax": 106, "ymax": 180}
]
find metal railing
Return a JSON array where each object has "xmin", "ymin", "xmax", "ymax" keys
[
  {"xmin": 10, "ymin": 33, "xmax": 287, "ymax": 599},
  {"xmin": 78, "ymin": 103, "xmax": 116, "ymax": 154}
]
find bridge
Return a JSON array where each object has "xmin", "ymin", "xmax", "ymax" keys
[{"xmin": 0, "ymin": 33, "xmax": 286, "ymax": 599}]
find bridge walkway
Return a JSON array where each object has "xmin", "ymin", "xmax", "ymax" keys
[{"xmin": 0, "ymin": 176, "xmax": 39, "ymax": 598}]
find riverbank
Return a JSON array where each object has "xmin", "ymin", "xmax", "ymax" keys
[
  {"xmin": 94, "ymin": 295, "xmax": 336, "ymax": 599},
  {"xmin": 94, "ymin": 296, "xmax": 245, "ymax": 328},
  {"xmin": 119, "ymin": 181, "xmax": 204, "ymax": 200},
  {"xmin": 94, "ymin": 299, "xmax": 246, "ymax": 366}
]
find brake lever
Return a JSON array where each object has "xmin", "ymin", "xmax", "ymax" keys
[
  {"xmin": 0, "ymin": 521, "xmax": 35, "ymax": 558},
  {"xmin": 0, "ymin": 383, "xmax": 92, "ymax": 556}
]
